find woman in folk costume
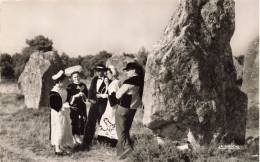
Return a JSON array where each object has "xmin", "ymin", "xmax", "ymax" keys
[
  {"xmin": 65, "ymin": 65, "xmax": 88, "ymax": 144},
  {"xmin": 97, "ymin": 65, "xmax": 121, "ymax": 147},
  {"xmin": 49, "ymin": 70, "xmax": 74, "ymax": 156}
]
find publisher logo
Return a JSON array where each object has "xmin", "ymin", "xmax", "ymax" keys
[{"xmin": 218, "ymin": 145, "xmax": 240, "ymax": 150}]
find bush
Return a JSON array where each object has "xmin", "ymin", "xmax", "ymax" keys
[
  {"xmin": 128, "ymin": 134, "xmax": 185, "ymax": 162},
  {"xmin": 25, "ymin": 35, "xmax": 53, "ymax": 52},
  {"xmin": 0, "ymin": 53, "xmax": 15, "ymax": 80}
]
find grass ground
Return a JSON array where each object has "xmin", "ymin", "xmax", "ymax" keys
[{"xmin": 0, "ymin": 83, "xmax": 259, "ymax": 162}]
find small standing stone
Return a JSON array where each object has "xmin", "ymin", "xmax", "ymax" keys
[{"xmin": 18, "ymin": 51, "xmax": 63, "ymax": 109}]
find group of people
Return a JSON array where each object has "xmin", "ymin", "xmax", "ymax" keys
[{"xmin": 49, "ymin": 62, "xmax": 144, "ymax": 160}]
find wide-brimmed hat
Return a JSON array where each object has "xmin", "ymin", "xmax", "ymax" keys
[
  {"xmin": 52, "ymin": 70, "xmax": 65, "ymax": 81},
  {"xmin": 93, "ymin": 64, "xmax": 107, "ymax": 71},
  {"xmin": 65, "ymin": 65, "xmax": 83, "ymax": 76},
  {"xmin": 123, "ymin": 62, "xmax": 140, "ymax": 71}
]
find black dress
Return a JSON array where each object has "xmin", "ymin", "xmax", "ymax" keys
[{"xmin": 67, "ymin": 82, "xmax": 88, "ymax": 135}]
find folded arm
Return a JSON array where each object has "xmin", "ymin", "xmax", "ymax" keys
[{"xmin": 116, "ymin": 84, "xmax": 134, "ymax": 99}]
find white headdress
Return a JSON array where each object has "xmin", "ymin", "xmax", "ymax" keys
[
  {"xmin": 52, "ymin": 70, "xmax": 64, "ymax": 80},
  {"xmin": 65, "ymin": 65, "xmax": 83, "ymax": 76}
]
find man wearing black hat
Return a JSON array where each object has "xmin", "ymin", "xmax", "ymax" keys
[
  {"xmin": 115, "ymin": 62, "xmax": 144, "ymax": 160},
  {"xmin": 80, "ymin": 64, "xmax": 109, "ymax": 150}
]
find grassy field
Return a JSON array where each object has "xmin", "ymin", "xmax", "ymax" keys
[{"xmin": 0, "ymin": 83, "xmax": 259, "ymax": 162}]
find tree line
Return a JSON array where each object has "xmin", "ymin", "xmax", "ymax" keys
[{"xmin": 0, "ymin": 35, "xmax": 149, "ymax": 81}]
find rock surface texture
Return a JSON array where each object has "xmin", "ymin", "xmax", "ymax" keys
[
  {"xmin": 18, "ymin": 51, "xmax": 63, "ymax": 108},
  {"xmin": 143, "ymin": 0, "xmax": 247, "ymax": 145},
  {"xmin": 241, "ymin": 37, "xmax": 259, "ymax": 110}
]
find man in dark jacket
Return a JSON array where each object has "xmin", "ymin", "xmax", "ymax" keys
[
  {"xmin": 80, "ymin": 64, "xmax": 108, "ymax": 150},
  {"xmin": 115, "ymin": 62, "xmax": 144, "ymax": 160}
]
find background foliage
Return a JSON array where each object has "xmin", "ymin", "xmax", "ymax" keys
[{"xmin": 0, "ymin": 35, "xmax": 148, "ymax": 80}]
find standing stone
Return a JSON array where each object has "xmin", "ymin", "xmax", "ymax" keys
[
  {"xmin": 143, "ymin": 0, "xmax": 247, "ymax": 145},
  {"xmin": 241, "ymin": 37, "xmax": 259, "ymax": 110},
  {"xmin": 18, "ymin": 51, "xmax": 63, "ymax": 109}
]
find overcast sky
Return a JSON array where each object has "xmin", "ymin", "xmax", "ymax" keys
[{"xmin": 0, "ymin": 0, "xmax": 258, "ymax": 57}]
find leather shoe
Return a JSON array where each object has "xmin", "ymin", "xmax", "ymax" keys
[
  {"xmin": 55, "ymin": 151, "xmax": 69, "ymax": 156},
  {"xmin": 74, "ymin": 144, "xmax": 90, "ymax": 151}
]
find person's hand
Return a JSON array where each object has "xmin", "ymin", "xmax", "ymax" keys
[
  {"xmin": 96, "ymin": 94, "xmax": 102, "ymax": 98},
  {"xmin": 100, "ymin": 94, "xmax": 108, "ymax": 98},
  {"xmin": 63, "ymin": 102, "xmax": 70, "ymax": 109},
  {"xmin": 70, "ymin": 106, "xmax": 78, "ymax": 111},
  {"xmin": 74, "ymin": 93, "xmax": 81, "ymax": 98},
  {"xmin": 79, "ymin": 92, "xmax": 85, "ymax": 97},
  {"xmin": 89, "ymin": 99, "xmax": 96, "ymax": 104}
]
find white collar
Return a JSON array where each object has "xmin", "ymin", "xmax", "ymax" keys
[{"xmin": 52, "ymin": 84, "xmax": 61, "ymax": 94}]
